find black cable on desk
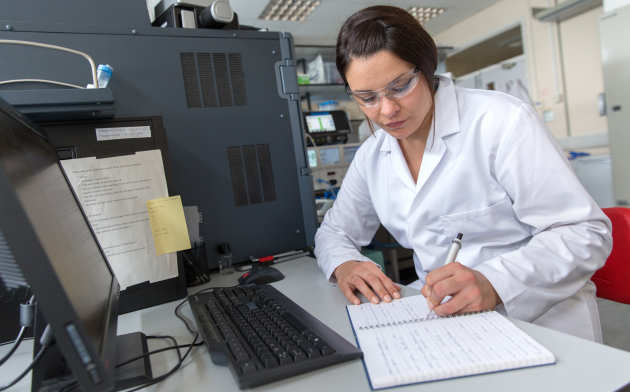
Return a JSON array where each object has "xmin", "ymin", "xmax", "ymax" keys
[
  {"xmin": 124, "ymin": 333, "xmax": 201, "ymax": 392},
  {"xmin": 116, "ymin": 337, "xmax": 204, "ymax": 369},
  {"xmin": 174, "ymin": 286, "xmax": 220, "ymax": 335},
  {"xmin": 146, "ymin": 335, "xmax": 182, "ymax": 362}
]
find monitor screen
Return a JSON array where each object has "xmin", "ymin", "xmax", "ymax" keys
[
  {"xmin": 0, "ymin": 99, "xmax": 118, "ymax": 390},
  {"xmin": 307, "ymin": 149, "xmax": 318, "ymax": 168},
  {"xmin": 343, "ymin": 145, "xmax": 359, "ymax": 164},
  {"xmin": 319, "ymin": 147, "xmax": 341, "ymax": 166},
  {"xmin": 305, "ymin": 112, "xmax": 336, "ymax": 133}
]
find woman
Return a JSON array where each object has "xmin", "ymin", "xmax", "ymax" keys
[{"xmin": 314, "ymin": 5, "xmax": 612, "ymax": 341}]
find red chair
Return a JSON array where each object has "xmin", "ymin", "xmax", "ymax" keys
[{"xmin": 591, "ymin": 207, "xmax": 630, "ymax": 304}]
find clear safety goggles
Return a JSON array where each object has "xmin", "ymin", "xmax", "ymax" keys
[{"xmin": 346, "ymin": 67, "xmax": 420, "ymax": 108}]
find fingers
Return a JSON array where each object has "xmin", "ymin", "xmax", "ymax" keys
[
  {"xmin": 335, "ymin": 260, "xmax": 401, "ymax": 305},
  {"xmin": 433, "ymin": 285, "xmax": 479, "ymax": 316},
  {"xmin": 339, "ymin": 281, "xmax": 361, "ymax": 305},
  {"xmin": 425, "ymin": 266, "xmax": 500, "ymax": 316},
  {"xmin": 368, "ymin": 270, "xmax": 402, "ymax": 302},
  {"xmin": 352, "ymin": 276, "xmax": 380, "ymax": 304},
  {"xmin": 425, "ymin": 262, "xmax": 461, "ymax": 287},
  {"xmin": 428, "ymin": 269, "xmax": 474, "ymax": 306}
]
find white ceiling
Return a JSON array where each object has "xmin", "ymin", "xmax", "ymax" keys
[{"xmin": 229, "ymin": 0, "xmax": 501, "ymax": 45}]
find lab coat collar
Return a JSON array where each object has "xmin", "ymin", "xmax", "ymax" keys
[{"xmin": 379, "ymin": 75, "xmax": 461, "ymax": 153}]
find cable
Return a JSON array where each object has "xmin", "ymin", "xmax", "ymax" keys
[
  {"xmin": 174, "ymin": 286, "xmax": 218, "ymax": 335},
  {"xmin": 146, "ymin": 335, "xmax": 182, "ymax": 362},
  {"xmin": 0, "ymin": 324, "xmax": 53, "ymax": 392},
  {"xmin": 174, "ymin": 298, "xmax": 198, "ymax": 335},
  {"xmin": 115, "ymin": 339, "xmax": 204, "ymax": 370},
  {"xmin": 305, "ymin": 133, "xmax": 317, "ymax": 147},
  {"xmin": 0, "ymin": 327, "xmax": 27, "ymax": 367},
  {"xmin": 124, "ymin": 333, "xmax": 201, "ymax": 392},
  {"xmin": 0, "ymin": 343, "xmax": 48, "ymax": 391},
  {"xmin": 55, "ymin": 337, "xmax": 199, "ymax": 392},
  {"xmin": 0, "ymin": 39, "xmax": 98, "ymax": 88},
  {"xmin": 0, "ymin": 79, "xmax": 85, "ymax": 89},
  {"xmin": 0, "ymin": 294, "xmax": 36, "ymax": 367},
  {"xmin": 0, "ymin": 336, "xmax": 32, "ymax": 347}
]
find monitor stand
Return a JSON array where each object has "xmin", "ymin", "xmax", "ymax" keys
[
  {"xmin": 114, "ymin": 332, "xmax": 153, "ymax": 390},
  {"xmin": 30, "ymin": 312, "xmax": 153, "ymax": 391}
]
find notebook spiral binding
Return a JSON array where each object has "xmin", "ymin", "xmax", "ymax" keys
[
  {"xmin": 356, "ymin": 309, "xmax": 492, "ymax": 330},
  {"xmin": 431, "ymin": 309, "xmax": 490, "ymax": 320}
]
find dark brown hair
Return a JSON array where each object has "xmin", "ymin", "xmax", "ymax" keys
[{"xmin": 336, "ymin": 6, "xmax": 438, "ymax": 89}]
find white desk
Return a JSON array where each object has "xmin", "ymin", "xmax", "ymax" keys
[{"xmin": 3, "ymin": 256, "xmax": 630, "ymax": 391}]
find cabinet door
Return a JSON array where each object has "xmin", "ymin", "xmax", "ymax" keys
[{"xmin": 601, "ymin": 6, "xmax": 630, "ymax": 205}]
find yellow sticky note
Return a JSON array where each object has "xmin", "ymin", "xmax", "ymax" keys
[{"xmin": 146, "ymin": 195, "xmax": 191, "ymax": 256}]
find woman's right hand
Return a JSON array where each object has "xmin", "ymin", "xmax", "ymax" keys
[{"xmin": 334, "ymin": 260, "xmax": 401, "ymax": 305}]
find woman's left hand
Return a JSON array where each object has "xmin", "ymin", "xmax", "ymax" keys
[{"xmin": 421, "ymin": 262, "xmax": 501, "ymax": 315}]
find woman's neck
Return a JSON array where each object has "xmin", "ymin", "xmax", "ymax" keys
[{"xmin": 399, "ymin": 102, "xmax": 434, "ymax": 154}]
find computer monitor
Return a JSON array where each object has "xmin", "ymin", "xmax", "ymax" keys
[
  {"xmin": 303, "ymin": 111, "xmax": 352, "ymax": 146},
  {"xmin": 0, "ymin": 98, "xmax": 150, "ymax": 391},
  {"xmin": 305, "ymin": 112, "xmax": 336, "ymax": 133}
]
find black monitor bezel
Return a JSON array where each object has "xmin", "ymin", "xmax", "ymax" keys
[{"xmin": 0, "ymin": 98, "xmax": 119, "ymax": 391}]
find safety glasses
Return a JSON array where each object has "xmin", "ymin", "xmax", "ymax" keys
[{"xmin": 346, "ymin": 67, "xmax": 420, "ymax": 108}]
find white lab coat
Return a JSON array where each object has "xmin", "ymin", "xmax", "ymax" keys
[{"xmin": 314, "ymin": 76, "xmax": 612, "ymax": 341}]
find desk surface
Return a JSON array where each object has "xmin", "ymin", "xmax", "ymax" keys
[{"xmin": 3, "ymin": 256, "xmax": 630, "ymax": 391}]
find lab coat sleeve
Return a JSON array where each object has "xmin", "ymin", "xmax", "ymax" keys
[
  {"xmin": 314, "ymin": 147, "xmax": 381, "ymax": 282},
  {"xmin": 474, "ymin": 102, "xmax": 612, "ymax": 322}
]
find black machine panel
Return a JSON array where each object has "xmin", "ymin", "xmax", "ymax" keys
[{"xmin": 0, "ymin": 3, "xmax": 316, "ymax": 269}]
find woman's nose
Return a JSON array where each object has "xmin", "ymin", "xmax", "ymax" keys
[{"xmin": 379, "ymin": 96, "xmax": 400, "ymax": 117}]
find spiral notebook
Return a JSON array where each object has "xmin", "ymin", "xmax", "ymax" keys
[{"xmin": 346, "ymin": 295, "xmax": 556, "ymax": 389}]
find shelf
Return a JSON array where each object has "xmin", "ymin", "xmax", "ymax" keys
[
  {"xmin": 533, "ymin": 0, "xmax": 601, "ymax": 22},
  {"xmin": 299, "ymin": 83, "xmax": 345, "ymax": 88},
  {"xmin": 0, "ymin": 88, "xmax": 114, "ymax": 121}
]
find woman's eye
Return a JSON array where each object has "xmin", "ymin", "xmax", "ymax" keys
[
  {"xmin": 391, "ymin": 80, "xmax": 412, "ymax": 93},
  {"xmin": 358, "ymin": 95, "xmax": 377, "ymax": 103}
]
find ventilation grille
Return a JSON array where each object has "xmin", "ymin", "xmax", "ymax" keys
[
  {"xmin": 0, "ymin": 229, "xmax": 27, "ymax": 290},
  {"xmin": 227, "ymin": 144, "xmax": 277, "ymax": 207},
  {"xmin": 180, "ymin": 52, "xmax": 247, "ymax": 108}
]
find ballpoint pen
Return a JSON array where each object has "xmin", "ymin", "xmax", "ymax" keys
[
  {"xmin": 444, "ymin": 233, "xmax": 463, "ymax": 265},
  {"xmin": 426, "ymin": 233, "xmax": 464, "ymax": 317}
]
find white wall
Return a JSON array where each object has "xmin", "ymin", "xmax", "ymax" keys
[
  {"xmin": 434, "ymin": 0, "xmax": 570, "ymax": 138},
  {"xmin": 604, "ymin": 0, "xmax": 630, "ymax": 12},
  {"xmin": 435, "ymin": 0, "xmax": 608, "ymax": 141},
  {"xmin": 559, "ymin": 6, "xmax": 608, "ymax": 136}
]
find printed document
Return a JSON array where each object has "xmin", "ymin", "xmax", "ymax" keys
[{"xmin": 60, "ymin": 150, "xmax": 177, "ymax": 290}]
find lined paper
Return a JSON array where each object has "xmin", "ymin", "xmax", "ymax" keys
[
  {"xmin": 347, "ymin": 295, "xmax": 435, "ymax": 329},
  {"xmin": 347, "ymin": 295, "xmax": 555, "ymax": 389}
]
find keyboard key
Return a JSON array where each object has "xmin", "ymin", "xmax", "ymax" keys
[
  {"xmin": 240, "ymin": 361, "xmax": 257, "ymax": 374},
  {"xmin": 277, "ymin": 351, "xmax": 292, "ymax": 365},
  {"xmin": 319, "ymin": 345, "xmax": 335, "ymax": 356},
  {"xmin": 261, "ymin": 354, "xmax": 278, "ymax": 368}
]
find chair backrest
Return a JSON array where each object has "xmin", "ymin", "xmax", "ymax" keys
[{"xmin": 591, "ymin": 207, "xmax": 630, "ymax": 304}]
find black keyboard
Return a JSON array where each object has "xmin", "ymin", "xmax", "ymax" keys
[{"xmin": 189, "ymin": 284, "xmax": 362, "ymax": 388}]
